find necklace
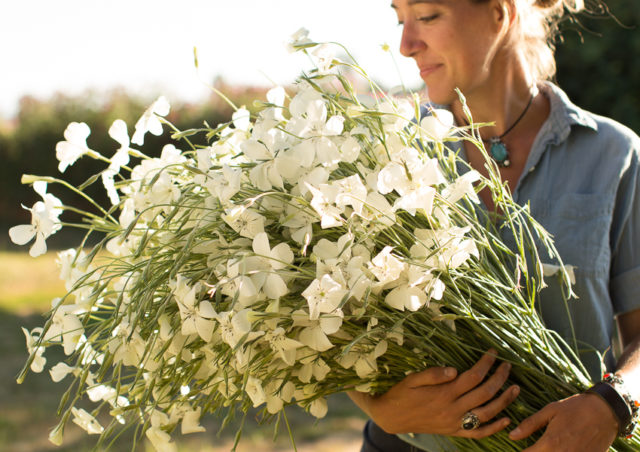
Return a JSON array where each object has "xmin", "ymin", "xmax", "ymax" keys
[{"xmin": 485, "ymin": 91, "xmax": 535, "ymax": 168}]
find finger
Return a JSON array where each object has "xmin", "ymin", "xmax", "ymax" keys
[
  {"xmin": 471, "ymin": 384, "xmax": 520, "ymax": 422},
  {"xmin": 404, "ymin": 365, "xmax": 458, "ymax": 388},
  {"xmin": 509, "ymin": 403, "xmax": 555, "ymax": 440},
  {"xmin": 460, "ymin": 416, "xmax": 512, "ymax": 439},
  {"xmin": 457, "ymin": 361, "xmax": 512, "ymax": 408},
  {"xmin": 452, "ymin": 349, "xmax": 498, "ymax": 395}
]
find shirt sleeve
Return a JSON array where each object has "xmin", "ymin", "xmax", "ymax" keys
[{"xmin": 610, "ymin": 143, "xmax": 640, "ymax": 315}]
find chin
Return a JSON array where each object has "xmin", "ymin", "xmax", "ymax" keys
[{"xmin": 424, "ymin": 86, "xmax": 457, "ymax": 107}]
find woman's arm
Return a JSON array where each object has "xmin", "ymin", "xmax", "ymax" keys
[{"xmin": 509, "ymin": 307, "xmax": 640, "ymax": 452}]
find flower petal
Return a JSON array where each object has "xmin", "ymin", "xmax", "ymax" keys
[{"xmin": 9, "ymin": 224, "xmax": 35, "ymax": 245}]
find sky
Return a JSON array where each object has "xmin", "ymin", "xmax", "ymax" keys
[{"xmin": 1, "ymin": 0, "xmax": 424, "ymax": 118}]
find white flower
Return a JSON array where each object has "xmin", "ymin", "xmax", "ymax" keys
[
  {"xmin": 221, "ymin": 258, "xmax": 260, "ymax": 306},
  {"xmin": 265, "ymin": 379, "xmax": 295, "ymax": 414},
  {"xmin": 340, "ymin": 135, "xmax": 361, "ymax": 163},
  {"xmin": 43, "ymin": 309, "xmax": 84, "ymax": 355},
  {"xmin": 378, "ymin": 157, "xmax": 444, "ymax": 216},
  {"xmin": 306, "ymin": 183, "xmax": 343, "ymax": 229},
  {"xmin": 309, "ymin": 398, "xmax": 328, "ymax": 418},
  {"xmin": 146, "ymin": 427, "xmax": 177, "ymax": 452},
  {"xmin": 359, "ymin": 192, "xmax": 395, "ymax": 228},
  {"xmin": 249, "ymin": 160, "xmax": 284, "ymax": 191},
  {"xmin": 337, "ymin": 340, "xmax": 388, "ymax": 378},
  {"xmin": 181, "ymin": 407, "xmax": 206, "ymax": 434},
  {"xmin": 376, "ymin": 163, "xmax": 406, "ymax": 197},
  {"xmin": 9, "ymin": 181, "xmax": 63, "ymax": 257},
  {"xmin": 55, "ymin": 122, "xmax": 92, "ymax": 173},
  {"xmin": 101, "ymin": 169, "xmax": 119, "ymax": 206},
  {"xmin": 205, "ymin": 165, "xmax": 242, "ymax": 205},
  {"xmin": 302, "ymin": 274, "xmax": 348, "ymax": 320},
  {"xmin": 252, "ymin": 232, "xmax": 294, "ymax": 299},
  {"xmin": 131, "ymin": 96, "xmax": 170, "ymax": 145},
  {"xmin": 215, "ymin": 309, "xmax": 263, "ymax": 348},
  {"xmin": 420, "ymin": 108, "xmax": 455, "ymax": 141},
  {"xmin": 101, "ymin": 119, "xmax": 133, "ymax": 205},
  {"xmin": 379, "ymin": 99, "xmax": 414, "ymax": 133},
  {"xmin": 294, "ymin": 350, "xmax": 332, "ymax": 382},
  {"xmin": 287, "ymin": 27, "xmax": 311, "ymax": 53},
  {"xmin": 334, "ymin": 175, "xmax": 368, "ymax": 216},
  {"xmin": 311, "ymin": 43, "xmax": 337, "ymax": 73},
  {"xmin": 86, "ymin": 384, "xmax": 129, "ymax": 409},
  {"xmin": 108, "ymin": 119, "xmax": 132, "ymax": 170},
  {"xmin": 264, "ymin": 327, "xmax": 303, "ymax": 365},
  {"xmin": 232, "ymin": 107, "xmax": 251, "ymax": 131},
  {"xmin": 288, "ymin": 87, "xmax": 343, "ymax": 167},
  {"xmin": 392, "ymin": 185, "xmax": 436, "ymax": 216},
  {"xmin": 246, "ymin": 376, "xmax": 267, "ymax": 407},
  {"xmin": 56, "ymin": 248, "xmax": 87, "ymax": 291},
  {"xmin": 222, "ymin": 205, "xmax": 265, "ymax": 239},
  {"xmin": 444, "ymin": 170, "xmax": 481, "ymax": 205},
  {"xmin": 298, "ymin": 324, "xmax": 335, "ymax": 352},
  {"xmin": 146, "ymin": 410, "xmax": 178, "ymax": 451},
  {"xmin": 412, "ymin": 227, "xmax": 479, "ymax": 270},
  {"xmin": 542, "ymin": 263, "xmax": 576, "ymax": 285},
  {"xmin": 22, "ymin": 327, "xmax": 46, "ymax": 373},
  {"xmin": 108, "ymin": 320, "xmax": 146, "ymax": 366},
  {"xmin": 262, "ymin": 86, "xmax": 286, "ymax": 121},
  {"xmin": 369, "ymin": 247, "xmax": 406, "ymax": 285},
  {"xmin": 292, "ymin": 309, "xmax": 342, "ymax": 352},
  {"xmin": 49, "ymin": 362, "xmax": 75, "ymax": 382},
  {"xmin": 71, "ymin": 407, "xmax": 103, "ymax": 435},
  {"xmin": 385, "ymin": 285, "xmax": 428, "ymax": 311},
  {"xmin": 171, "ymin": 275, "xmax": 215, "ymax": 342}
]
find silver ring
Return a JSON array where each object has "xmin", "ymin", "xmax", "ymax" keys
[{"xmin": 461, "ymin": 411, "xmax": 481, "ymax": 430}]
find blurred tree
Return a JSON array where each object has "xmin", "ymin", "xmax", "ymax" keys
[
  {"xmin": 0, "ymin": 83, "xmax": 268, "ymax": 249},
  {"xmin": 555, "ymin": 0, "xmax": 640, "ymax": 133}
]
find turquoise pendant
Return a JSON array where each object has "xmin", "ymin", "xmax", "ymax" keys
[{"xmin": 489, "ymin": 137, "xmax": 511, "ymax": 167}]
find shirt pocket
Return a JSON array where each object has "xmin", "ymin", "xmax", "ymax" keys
[{"xmin": 532, "ymin": 193, "xmax": 612, "ymax": 276}]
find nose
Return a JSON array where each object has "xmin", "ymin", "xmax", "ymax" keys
[{"xmin": 399, "ymin": 21, "xmax": 425, "ymax": 58}]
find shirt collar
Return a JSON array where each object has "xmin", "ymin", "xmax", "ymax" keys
[{"xmin": 539, "ymin": 81, "xmax": 598, "ymax": 146}]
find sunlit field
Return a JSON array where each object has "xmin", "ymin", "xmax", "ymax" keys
[{"xmin": 0, "ymin": 251, "xmax": 366, "ymax": 452}]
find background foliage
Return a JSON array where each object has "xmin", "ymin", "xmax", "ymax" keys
[{"xmin": 555, "ymin": 0, "xmax": 640, "ymax": 132}]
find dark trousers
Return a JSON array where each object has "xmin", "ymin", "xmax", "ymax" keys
[{"xmin": 360, "ymin": 420, "xmax": 422, "ymax": 452}]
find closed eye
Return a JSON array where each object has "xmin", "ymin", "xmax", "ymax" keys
[{"xmin": 418, "ymin": 14, "xmax": 439, "ymax": 23}]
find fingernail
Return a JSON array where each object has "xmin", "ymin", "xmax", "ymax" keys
[
  {"xmin": 445, "ymin": 367, "xmax": 456, "ymax": 378},
  {"xmin": 513, "ymin": 385, "xmax": 520, "ymax": 396},
  {"xmin": 509, "ymin": 427, "xmax": 520, "ymax": 438},
  {"xmin": 505, "ymin": 363, "xmax": 512, "ymax": 371}
]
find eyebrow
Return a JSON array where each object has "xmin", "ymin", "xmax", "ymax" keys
[{"xmin": 390, "ymin": 0, "xmax": 444, "ymax": 8}]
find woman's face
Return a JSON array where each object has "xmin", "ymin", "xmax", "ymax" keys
[{"xmin": 392, "ymin": 0, "xmax": 506, "ymax": 105}]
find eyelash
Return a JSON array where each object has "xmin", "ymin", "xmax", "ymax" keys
[
  {"xmin": 396, "ymin": 13, "xmax": 439, "ymax": 26},
  {"xmin": 418, "ymin": 14, "xmax": 439, "ymax": 23}
]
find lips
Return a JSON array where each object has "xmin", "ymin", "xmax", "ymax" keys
[{"xmin": 418, "ymin": 64, "xmax": 443, "ymax": 78}]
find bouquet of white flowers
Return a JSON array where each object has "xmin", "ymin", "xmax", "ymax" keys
[{"xmin": 13, "ymin": 33, "xmax": 640, "ymax": 451}]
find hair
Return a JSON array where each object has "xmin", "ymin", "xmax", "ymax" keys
[{"xmin": 474, "ymin": 0, "xmax": 600, "ymax": 81}]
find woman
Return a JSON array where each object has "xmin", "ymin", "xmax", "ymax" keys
[{"xmin": 349, "ymin": 0, "xmax": 640, "ymax": 450}]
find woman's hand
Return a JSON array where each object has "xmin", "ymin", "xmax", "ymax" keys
[
  {"xmin": 508, "ymin": 392, "xmax": 618, "ymax": 451},
  {"xmin": 348, "ymin": 349, "xmax": 520, "ymax": 439}
]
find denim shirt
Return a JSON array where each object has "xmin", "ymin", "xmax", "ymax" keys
[{"xmin": 400, "ymin": 82, "xmax": 640, "ymax": 451}]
